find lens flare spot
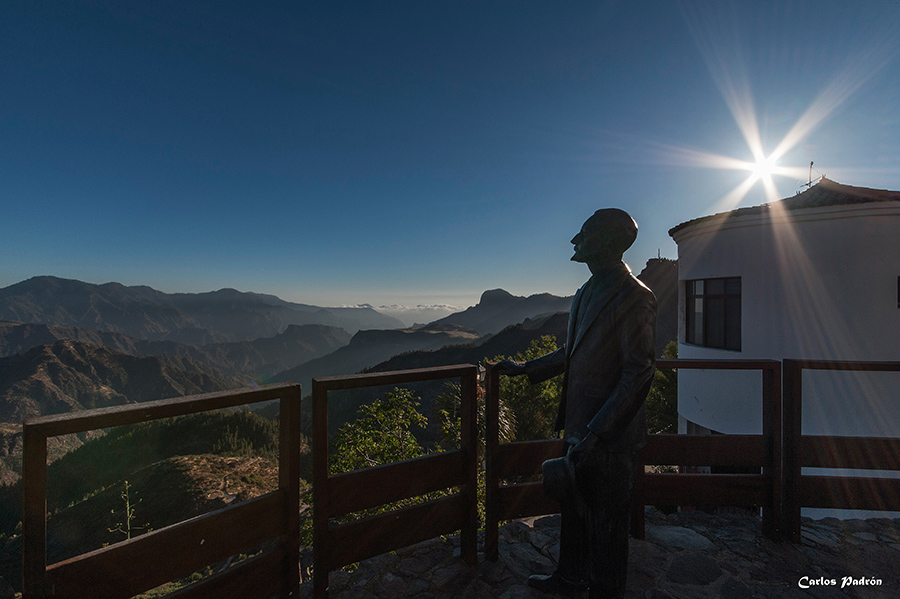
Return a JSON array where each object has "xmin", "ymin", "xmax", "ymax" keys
[{"xmin": 750, "ymin": 156, "xmax": 777, "ymax": 181}]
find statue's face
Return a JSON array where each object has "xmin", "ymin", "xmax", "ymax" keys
[{"xmin": 570, "ymin": 217, "xmax": 610, "ymax": 263}]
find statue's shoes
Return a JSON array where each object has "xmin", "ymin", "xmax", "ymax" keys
[{"xmin": 526, "ymin": 573, "xmax": 589, "ymax": 596}]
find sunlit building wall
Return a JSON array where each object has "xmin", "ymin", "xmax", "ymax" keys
[{"xmin": 670, "ymin": 178, "xmax": 900, "ymax": 438}]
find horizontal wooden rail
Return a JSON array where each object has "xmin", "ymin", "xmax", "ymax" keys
[
  {"xmin": 163, "ymin": 550, "xmax": 286, "ymax": 599},
  {"xmin": 656, "ymin": 359, "xmax": 780, "ymax": 370},
  {"xmin": 327, "ymin": 494, "xmax": 468, "ymax": 569},
  {"xmin": 311, "ymin": 364, "xmax": 476, "ymax": 391},
  {"xmin": 327, "ymin": 450, "xmax": 468, "ymax": 517},
  {"xmin": 643, "ymin": 473, "xmax": 768, "ymax": 506},
  {"xmin": 24, "ymin": 383, "xmax": 299, "ymax": 438},
  {"xmin": 642, "ymin": 434, "xmax": 768, "ymax": 468},
  {"xmin": 799, "ymin": 476, "xmax": 900, "ymax": 511},
  {"xmin": 496, "ymin": 482, "xmax": 559, "ymax": 521},
  {"xmin": 801, "ymin": 435, "xmax": 900, "ymax": 470},
  {"xmin": 496, "ymin": 439, "xmax": 566, "ymax": 479},
  {"xmin": 783, "ymin": 360, "xmax": 900, "ymax": 372},
  {"xmin": 47, "ymin": 492, "xmax": 286, "ymax": 599}
]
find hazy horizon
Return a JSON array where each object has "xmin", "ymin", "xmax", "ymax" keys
[{"xmin": 4, "ymin": 270, "xmax": 589, "ymax": 327}]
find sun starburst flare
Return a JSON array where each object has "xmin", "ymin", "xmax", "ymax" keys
[{"xmin": 663, "ymin": 1, "xmax": 900, "ymax": 212}]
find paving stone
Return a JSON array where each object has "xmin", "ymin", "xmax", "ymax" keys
[
  {"xmin": 533, "ymin": 514, "xmax": 562, "ymax": 531},
  {"xmin": 500, "ymin": 519, "xmax": 533, "ymax": 543},
  {"xmin": 376, "ymin": 572, "xmax": 408, "ymax": 597},
  {"xmin": 479, "ymin": 556, "xmax": 514, "ymax": 584},
  {"xmin": 646, "ymin": 524, "xmax": 716, "ymax": 550},
  {"xmin": 499, "ymin": 584, "xmax": 534, "ymax": 599},
  {"xmin": 529, "ymin": 528, "xmax": 554, "ymax": 552},
  {"xmin": 719, "ymin": 578, "xmax": 755, "ymax": 599},
  {"xmin": 800, "ymin": 525, "xmax": 840, "ymax": 548},
  {"xmin": 398, "ymin": 555, "xmax": 433, "ymax": 577},
  {"xmin": 430, "ymin": 560, "xmax": 469, "ymax": 589},
  {"xmin": 665, "ymin": 551, "xmax": 723, "ymax": 585},
  {"xmin": 543, "ymin": 540, "xmax": 560, "ymax": 563},
  {"xmin": 498, "ymin": 537, "xmax": 556, "ymax": 580},
  {"xmin": 406, "ymin": 578, "xmax": 431, "ymax": 596},
  {"xmin": 328, "ymin": 569, "xmax": 352, "ymax": 588},
  {"xmin": 628, "ymin": 538, "xmax": 667, "ymax": 589}
]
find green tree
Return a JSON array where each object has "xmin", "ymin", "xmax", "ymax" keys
[
  {"xmin": 490, "ymin": 335, "xmax": 563, "ymax": 441},
  {"xmin": 328, "ymin": 388, "xmax": 428, "ymax": 474},
  {"xmin": 646, "ymin": 341, "xmax": 678, "ymax": 434}
]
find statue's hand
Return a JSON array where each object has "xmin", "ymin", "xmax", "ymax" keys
[
  {"xmin": 494, "ymin": 359, "xmax": 526, "ymax": 377},
  {"xmin": 569, "ymin": 431, "xmax": 598, "ymax": 465}
]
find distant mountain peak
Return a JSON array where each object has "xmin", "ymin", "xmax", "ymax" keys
[
  {"xmin": 431, "ymin": 289, "xmax": 572, "ymax": 336},
  {"xmin": 479, "ymin": 289, "xmax": 515, "ymax": 303}
]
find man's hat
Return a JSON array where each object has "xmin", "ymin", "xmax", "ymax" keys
[{"xmin": 542, "ymin": 454, "xmax": 576, "ymax": 502}]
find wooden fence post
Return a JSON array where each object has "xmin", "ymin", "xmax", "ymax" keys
[
  {"xmin": 312, "ymin": 380, "xmax": 330, "ymax": 599},
  {"xmin": 459, "ymin": 367, "xmax": 479, "ymax": 565},
  {"xmin": 762, "ymin": 363, "xmax": 783, "ymax": 540},
  {"xmin": 484, "ymin": 364, "xmax": 500, "ymax": 561},
  {"xmin": 280, "ymin": 386, "xmax": 302, "ymax": 597},
  {"xmin": 22, "ymin": 426, "xmax": 49, "ymax": 599},
  {"xmin": 782, "ymin": 359, "xmax": 802, "ymax": 543}
]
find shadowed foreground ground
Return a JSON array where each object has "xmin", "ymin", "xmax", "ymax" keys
[{"xmin": 298, "ymin": 508, "xmax": 900, "ymax": 598}]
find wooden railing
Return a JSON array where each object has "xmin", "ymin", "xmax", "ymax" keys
[
  {"xmin": 311, "ymin": 365, "xmax": 479, "ymax": 599},
  {"xmin": 22, "ymin": 383, "xmax": 303, "ymax": 599},
  {"xmin": 483, "ymin": 358, "xmax": 783, "ymax": 559},
  {"xmin": 23, "ymin": 358, "xmax": 900, "ymax": 596},
  {"xmin": 783, "ymin": 359, "xmax": 900, "ymax": 542}
]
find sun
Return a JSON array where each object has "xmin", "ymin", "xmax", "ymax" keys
[
  {"xmin": 749, "ymin": 156, "xmax": 778, "ymax": 182},
  {"xmin": 660, "ymin": 4, "xmax": 898, "ymax": 212}
]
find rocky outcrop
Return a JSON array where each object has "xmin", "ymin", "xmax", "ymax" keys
[{"xmin": 636, "ymin": 258, "xmax": 677, "ymax": 357}]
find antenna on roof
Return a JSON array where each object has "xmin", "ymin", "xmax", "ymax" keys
[{"xmin": 799, "ymin": 161, "xmax": 825, "ymax": 190}]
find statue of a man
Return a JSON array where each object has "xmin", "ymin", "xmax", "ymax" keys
[{"xmin": 496, "ymin": 208, "xmax": 657, "ymax": 599}]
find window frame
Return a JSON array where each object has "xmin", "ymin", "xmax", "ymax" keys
[{"xmin": 685, "ymin": 276, "xmax": 742, "ymax": 351}]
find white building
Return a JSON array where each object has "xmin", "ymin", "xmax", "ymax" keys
[{"xmin": 669, "ymin": 178, "xmax": 900, "ymax": 516}]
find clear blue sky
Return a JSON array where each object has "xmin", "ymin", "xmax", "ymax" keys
[{"xmin": 3, "ymin": 1, "xmax": 899, "ymax": 309}]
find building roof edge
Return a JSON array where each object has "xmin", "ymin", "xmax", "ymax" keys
[{"xmin": 668, "ymin": 178, "xmax": 900, "ymax": 239}]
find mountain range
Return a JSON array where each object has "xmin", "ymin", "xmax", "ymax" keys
[{"xmin": 0, "ymin": 276, "xmax": 404, "ymax": 343}]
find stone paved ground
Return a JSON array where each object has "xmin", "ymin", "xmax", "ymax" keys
[{"xmin": 298, "ymin": 509, "xmax": 900, "ymax": 598}]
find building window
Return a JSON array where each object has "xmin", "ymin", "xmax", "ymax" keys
[{"xmin": 685, "ymin": 277, "xmax": 741, "ymax": 350}]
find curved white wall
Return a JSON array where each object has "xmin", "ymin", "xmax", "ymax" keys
[{"xmin": 673, "ymin": 202, "xmax": 900, "ymax": 437}]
